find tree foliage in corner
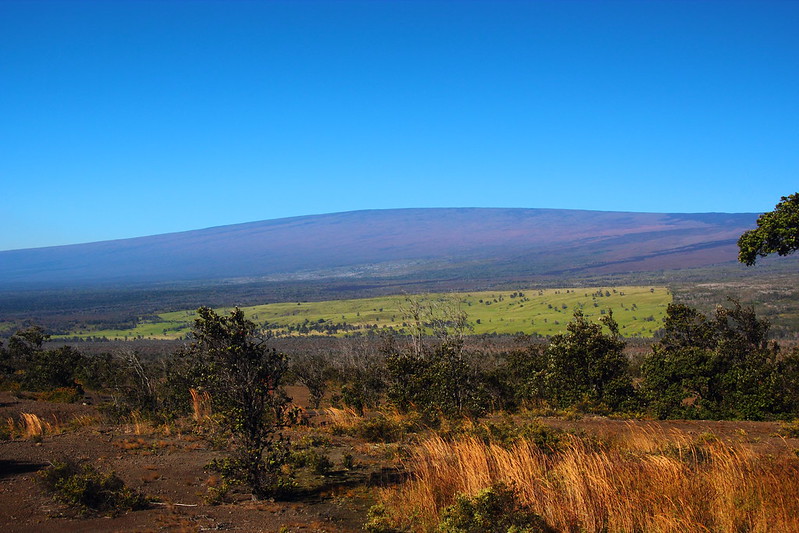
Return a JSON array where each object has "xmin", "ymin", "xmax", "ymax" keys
[
  {"xmin": 738, "ymin": 193, "xmax": 799, "ymax": 265},
  {"xmin": 185, "ymin": 306, "xmax": 290, "ymax": 499}
]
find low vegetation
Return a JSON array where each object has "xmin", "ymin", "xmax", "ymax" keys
[
  {"xmin": 38, "ymin": 460, "xmax": 148, "ymax": 516},
  {"xmin": 52, "ymin": 286, "xmax": 671, "ymax": 340},
  {"xmin": 2, "ymin": 289, "xmax": 799, "ymax": 530}
]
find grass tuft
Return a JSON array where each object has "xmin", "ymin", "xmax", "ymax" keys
[{"xmin": 189, "ymin": 388, "xmax": 212, "ymax": 422}]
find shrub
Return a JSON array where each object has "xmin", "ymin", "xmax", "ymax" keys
[
  {"xmin": 24, "ymin": 346, "xmax": 86, "ymax": 392},
  {"xmin": 459, "ymin": 420, "xmax": 564, "ymax": 453},
  {"xmin": 289, "ymin": 353, "xmax": 331, "ymax": 409},
  {"xmin": 438, "ymin": 483, "xmax": 552, "ymax": 533},
  {"xmin": 542, "ymin": 310, "xmax": 634, "ymax": 410},
  {"xmin": 385, "ymin": 297, "xmax": 490, "ymax": 421},
  {"xmin": 39, "ymin": 386, "xmax": 82, "ymax": 403},
  {"xmin": 184, "ymin": 307, "xmax": 290, "ymax": 499},
  {"xmin": 289, "ymin": 448, "xmax": 334, "ymax": 475},
  {"xmin": 353, "ymin": 414, "xmax": 418, "ymax": 443},
  {"xmin": 364, "ymin": 503, "xmax": 401, "ymax": 533},
  {"xmin": 206, "ymin": 437, "xmax": 295, "ymax": 500},
  {"xmin": 38, "ymin": 461, "xmax": 148, "ymax": 516},
  {"xmin": 641, "ymin": 301, "xmax": 791, "ymax": 419},
  {"xmin": 779, "ymin": 419, "xmax": 799, "ymax": 438},
  {"xmin": 339, "ymin": 368, "xmax": 385, "ymax": 415}
]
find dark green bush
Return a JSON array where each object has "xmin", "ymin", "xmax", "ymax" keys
[
  {"xmin": 461, "ymin": 420, "xmax": 564, "ymax": 452},
  {"xmin": 542, "ymin": 310, "xmax": 634, "ymax": 411},
  {"xmin": 352, "ymin": 414, "xmax": 418, "ymax": 443},
  {"xmin": 641, "ymin": 301, "xmax": 794, "ymax": 419},
  {"xmin": 38, "ymin": 461, "xmax": 148, "ymax": 516},
  {"xmin": 206, "ymin": 436, "xmax": 296, "ymax": 500},
  {"xmin": 386, "ymin": 342, "xmax": 490, "ymax": 421},
  {"xmin": 438, "ymin": 482, "xmax": 553, "ymax": 533},
  {"xmin": 289, "ymin": 448, "xmax": 334, "ymax": 475}
]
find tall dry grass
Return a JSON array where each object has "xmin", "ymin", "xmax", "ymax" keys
[
  {"xmin": 189, "ymin": 388, "xmax": 212, "ymax": 422},
  {"xmin": 6, "ymin": 413, "xmax": 97, "ymax": 439},
  {"xmin": 320, "ymin": 406, "xmax": 362, "ymax": 430},
  {"xmin": 18, "ymin": 413, "xmax": 53, "ymax": 439},
  {"xmin": 378, "ymin": 424, "xmax": 799, "ymax": 532}
]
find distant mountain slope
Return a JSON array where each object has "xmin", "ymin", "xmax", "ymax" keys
[{"xmin": 0, "ymin": 208, "xmax": 758, "ymax": 288}]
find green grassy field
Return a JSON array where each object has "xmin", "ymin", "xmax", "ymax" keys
[{"xmin": 58, "ymin": 286, "xmax": 671, "ymax": 340}]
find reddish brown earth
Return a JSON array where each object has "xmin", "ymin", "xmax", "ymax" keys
[
  {"xmin": 1, "ymin": 388, "xmax": 796, "ymax": 533},
  {"xmin": 0, "ymin": 389, "xmax": 386, "ymax": 532}
]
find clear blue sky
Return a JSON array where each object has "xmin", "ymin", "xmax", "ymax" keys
[{"xmin": 1, "ymin": 0, "xmax": 797, "ymax": 251}]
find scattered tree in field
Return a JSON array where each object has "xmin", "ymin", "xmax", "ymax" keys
[
  {"xmin": 185, "ymin": 307, "xmax": 290, "ymax": 498},
  {"xmin": 289, "ymin": 353, "xmax": 330, "ymax": 409},
  {"xmin": 738, "ymin": 193, "xmax": 799, "ymax": 265},
  {"xmin": 6, "ymin": 325, "xmax": 48, "ymax": 359}
]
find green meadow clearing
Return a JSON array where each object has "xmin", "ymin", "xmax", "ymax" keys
[{"xmin": 61, "ymin": 286, "xmax": 671, "ymax": 340}]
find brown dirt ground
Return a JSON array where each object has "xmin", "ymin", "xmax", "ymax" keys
[
  {"xmin": 2, "ymin": 388, "xmax": 797, "ymax": 532},
  {"xmin": 0, "ymin": 388, "xmax": 387, "ymax": 532}
]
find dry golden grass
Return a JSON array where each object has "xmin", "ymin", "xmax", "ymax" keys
[
  {"xmin": 320, "ymin": 406, "xmax": 361, "ymax": 430},
  {"xmin": 21, "ymin": 413, "xmax": 47, "ymax": 438},
  {"xmin": 67, "ymin": 414, "xmax": 101, "ymax": 429},
  {"xmin": 130, "ymin": 411, "xmax": 148, "ymax": 435},
  {"xmin": 14, "ymin": 413, "xmax": 57, "ymax": 439},
  {"xmin": 114, "ymin": 437, "xmax": 149, "ymax": 450},
  {"xmin": 189, "ymin": 388, "xmax": 212, "ymax": 422},
  {"xmin": 5, "ymin": 413, "xmax": 98, "ymax": 439},
  {"xmin": 377, "ymin": 424, "xmax": 799, "ymax": 532}
]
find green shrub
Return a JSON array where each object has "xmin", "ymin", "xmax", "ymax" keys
[
  {"xmin": 38, "ymin": 461, "xmax": 148, "ymax": 516},
  {"xmin": 640, "ymin": 301, "xmax": 790, "ymax": 420},
  {"xmin": 778, "ymin": 419, "xmax": 799, "ymax": 438},
  {"xmin": 184, "ymin": 307, "xmax": 291, "ymax": 499},
  {"xmin": 353, "ymin": 414, "xmax": 411, "ymax": 443},
  {"xmin": 207, "ymin": 449, "xmax": 297, "ymax": 500},
  {"xmin": 460, "ymin": 420, "xmax": 564, "ymax": 453},
  {"xmin": 24, "ymin": 346, "xmax": 87, "ymax": 392},
  {"xmin": 289, "ymin": 448, "xmax": 334, "ymax": 475},
  {"xmin": 364, "ymin": 503, "xmax": 402, "ymax": 533},
  {"xmin": 298, "ymin": 433, "xmax": 332, "ymax": 447},
  {"xmin": 519, "ymin": 423, "xmax": 564, "ymax": 453},
  {"xmin": 204, "ymin": 478, "xmax": 232, "ymax": 505},
  {"xmin": 438, "ymin": 483, "xmax": 552, "ymax": 533},
  {"xmin": 541, "ymin": 310, "xmax": 634, "ymax": 411},
  {"xmin": 39, "ymin": 386, "xmax": 82, "ymax": 403}
]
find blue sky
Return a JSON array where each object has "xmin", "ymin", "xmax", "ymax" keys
[{"xmin": 1, "ymin": 0, "xmax": 797, "ymax": 251}]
